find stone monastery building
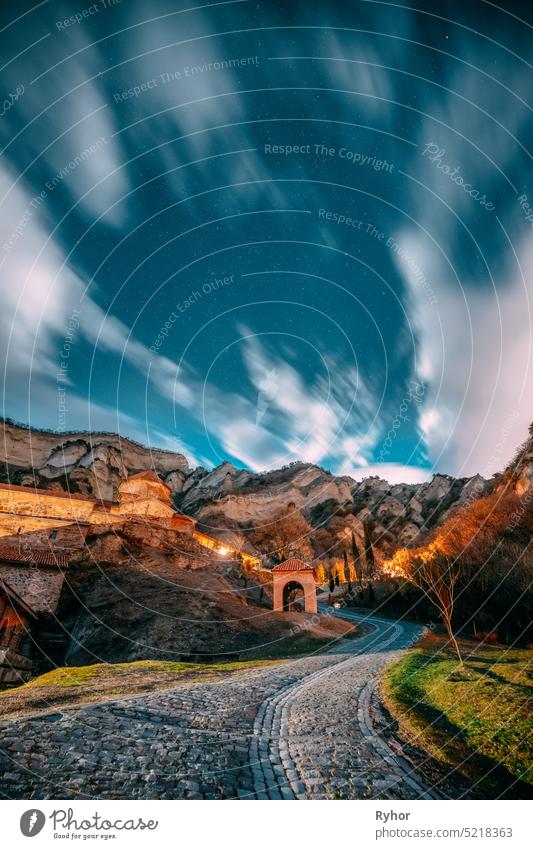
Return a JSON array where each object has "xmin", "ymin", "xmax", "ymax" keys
[{"xmin": 0, "ymin": 471, "xmax": 259, "ymax": 683}]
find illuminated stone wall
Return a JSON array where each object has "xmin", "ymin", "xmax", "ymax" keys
[
  {"xmin": 110, "ymin": 497, "xmax": 176, "ymax": 520},
  {"xmin": 0, "ymin": 488, "xmax": 95, "ymax": 520},
  {"xmin": 0, "ymin": 514, "xmax": 78, "ymax": 538},
  {"xmin": 0, "ymin": 484, "xmax": 256, "ymax": 564},
  {"xmin": 193, "ymin": 529, "xmax": 260, "ymax": 568}
]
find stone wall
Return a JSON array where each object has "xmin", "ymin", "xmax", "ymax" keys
[
  {"xmin": 0, "ymin": 521, "xmax": 88, "ymax": 547},
  {"xmin": 0, "ymin": 488, "xmax": 95, "ymax": 520},
  {"xmin": 110, "ymin": 497, "xmax": 175, "ymax": 520},
  {"xmin": 0, "ymin": 490, "xmax": 157, "ymax": 537},
  {"xmin": 193, "ymin": 530, "xmax": 260, "ymax": 568},
  {"xmin": 0, "ymin": 514, "xmax": 79, "ymax": 538},
  {"xmin": 0, "ymin": 486, "xmax": 246, "ymax": 566},
  {"xmin": 0, "ymin": 564, "xmax": 66, "ymax": 614}
]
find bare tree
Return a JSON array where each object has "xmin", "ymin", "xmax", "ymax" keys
[{"xmin": 384, "ymin": 546, "xmax": 463, "ymax": 663}]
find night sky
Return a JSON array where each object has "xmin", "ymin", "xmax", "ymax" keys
[{"xmin": 0, "ymin": 0, "xmax": 532, "ymax": 482}]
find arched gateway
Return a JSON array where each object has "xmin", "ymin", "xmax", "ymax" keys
[{"xmin": 272, "ymin": 558, "xmax": 317, "ymax": 614}]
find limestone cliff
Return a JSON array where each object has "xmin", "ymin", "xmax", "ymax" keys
[
  {"xmin": 0, "ymin": 419, "xmax": 189, "ymax": 502},
  {"xmin": 179, "ymin": 464, "xmax": 494, "ymax": 557},
  {"xmin": 2, "ymin": 417, "xmax": 532, "ymax": 560}
]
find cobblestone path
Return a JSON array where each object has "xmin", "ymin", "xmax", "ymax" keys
[{"xmin": 0, "ymin": 613, "xmax": 437, "ymax": 800}]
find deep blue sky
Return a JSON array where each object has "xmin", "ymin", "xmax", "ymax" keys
[{"xmin": 0, "ymin": 0, "xmax": 532, "ymax": 481}]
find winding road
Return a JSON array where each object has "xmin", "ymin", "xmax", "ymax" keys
[{"xmin": 0, "ymin": 612, "xmax": 437, "ymax": 800}]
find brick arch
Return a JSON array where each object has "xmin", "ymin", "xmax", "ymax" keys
[{"xmin": 272, "ymin": 558, "xmax": 317, "ymax": 614}]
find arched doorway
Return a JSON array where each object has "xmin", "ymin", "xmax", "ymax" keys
[
  {"xmin": 282, "ymin": 581, "xmax": 305, "ymax": 612},
  {"xmin": 272, "ymin": 558, "xmax": 318, "ymax": 614}
]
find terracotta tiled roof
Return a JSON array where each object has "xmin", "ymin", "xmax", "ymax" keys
[
  {"xmin": 272, "ymin": 557, "xmax": 315, "ymax": 572},
  {"xmin": 0, "ymin": 482, "xmax": 92, "ymax": 501},
  {"xmin": 0, "ymin": 546, "xmax": 71, "ymax": 567},
  {"xmin": 125, "ymin": 471, "xmax": 169, "ymax": 486}
]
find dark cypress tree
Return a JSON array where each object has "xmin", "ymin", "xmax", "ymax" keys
[
  {"xmin": 363, "ymin": 522, "xmax": 375, "ymax": 579},
  {"xmin": 351, "ymin": 531, "xmax": 363, "ymax": 581},
  {"xmin": 344, "ymin": 550, "xmax": 351, "ymax": 592},
  {"xmin": 334, "ymin": 569, "xmax": 340, "ymax": 587},
  {"xmin": 328, "ymin": 571, "xmax": 335, "ymax": 594}
]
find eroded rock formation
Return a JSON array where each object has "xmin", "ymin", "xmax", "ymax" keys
[{"xmin": 2, "ymin": 418, "xmax": 532, "ymax": 563}]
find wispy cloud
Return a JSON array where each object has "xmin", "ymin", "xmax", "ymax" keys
[{"xmin": 393, "ymin": 226, "xmax": 533, "ymax": 476}]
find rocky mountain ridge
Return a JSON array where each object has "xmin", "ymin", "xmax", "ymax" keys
[
  {"xmin": 1, "ymin": 418, "xmax": 531, "ymax": 559},
  {"xmin": 0, "ymin": 419, "xmax": 189, "ymax": 502}
]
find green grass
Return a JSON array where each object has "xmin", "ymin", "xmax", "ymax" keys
[
  {"xmin": 0, "ymin": 657, "xmax": 282, "ymax": 719},
  {"xmin": 0, "ymin": 627, "xmax": 360, "ymax": 719},
  {"xmin": 382, "ymin": 634, "xmax": 533, "ymax": 794},
  {"xmin": 3, "ymin": 658, "xmax": 276, "ymax": 691}
]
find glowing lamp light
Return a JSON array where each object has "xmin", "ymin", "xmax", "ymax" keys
[{"xmin": 218, "ymin": 546, "xmax": 230, "ymax": 556}]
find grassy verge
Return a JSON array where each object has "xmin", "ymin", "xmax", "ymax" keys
[
  {"xmin": 0, "ymin": 619, "xmax": 362, "ymax": 720},
  {"xmin": 381, "ymin": 632, "xmax": 533, "ymax": 797},
  {"xmin": 0, "ymin": 658, "xmax": 280, "ymax": 720}
]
